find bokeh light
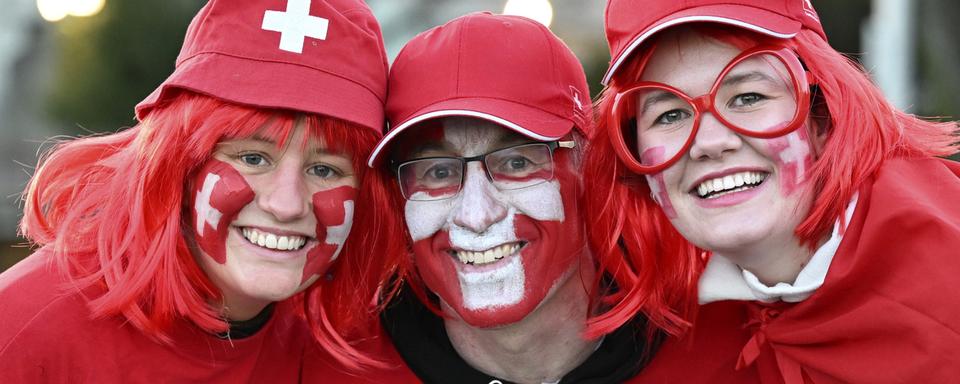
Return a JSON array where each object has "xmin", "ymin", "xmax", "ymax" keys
[
  {"xmin": 37, "ymin": 0, "xmax": 105, "ymax": 22},
  {"xmin": 503, "ymin": 0, "xmax": 553, "ymax": 28}
]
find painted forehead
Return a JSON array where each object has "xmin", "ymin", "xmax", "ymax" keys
[{"xmin": 393, "ymin": 117, "xmax": 536, "ymax": 160}]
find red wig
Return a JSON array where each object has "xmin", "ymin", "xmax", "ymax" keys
[
  {"xmin": 19, "ymin": 91, "xmax": 404, "ymax": 369},
  {"xmin": 583, "ymin": 25, "xmax": 959, "ymax": 338}
]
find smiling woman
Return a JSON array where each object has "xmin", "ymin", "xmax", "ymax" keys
[
  {"xmin": 586, "ymin": 0, "xmax": 960, "ymax": 382},
  {"xmin": 0, "ymin": 0, "xmax": 402, "ymax": 381}
]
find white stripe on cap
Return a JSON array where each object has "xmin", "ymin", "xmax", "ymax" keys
[
  {"xmin": 366, "ymin": 109, "xmax": 561, "ymax": 167},
  {"xmin": 601, "ymin": 15, "xmax": 797, "ymax": 85}
]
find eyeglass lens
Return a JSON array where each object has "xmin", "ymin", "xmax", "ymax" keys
[
  {"xmin": 621, "ymin": 52, "xmax": 799, "ymax": 168},
  {"xmin": 398, "ymin": 143, "xmax": 555, "ymax": 201}
]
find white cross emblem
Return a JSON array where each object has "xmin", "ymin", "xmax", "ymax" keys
[
  {"xmin": 324, "ymin": 200, "xmax": 354, "ymax": 261},
  {"xmin": 262, "ymin": 0, "xmax": 329, "ymax": 54},
  {"xmin": 195, "ymin": 173, "xmax": 223, "ymax": 236},
  {"xmin": 570, "ymin": 86, "xmax": 584, "ymax": 113},
  {"xmin": 779, "ymin": 131, "xmax": 811, "ymax": 179}
]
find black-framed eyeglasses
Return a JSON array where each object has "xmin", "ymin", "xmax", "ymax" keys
[{"xmin": 394, "ymin": 141, "xmax": 575, "ymax": 201}]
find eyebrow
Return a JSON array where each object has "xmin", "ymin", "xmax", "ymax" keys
[
  {"xmin": 406, "ymin": 142, "xmax": 452, "ymax": 159},
  {"xmin": 404, "ymin": 132, "xmax": 531, "ymax": 160},
  {"xmin": 640, "ymin": 90, "xmax": 684, "ymax": 115},
  {"xmin": 719, "ymin": 70, "xmax": 780, "ymax": 88}
]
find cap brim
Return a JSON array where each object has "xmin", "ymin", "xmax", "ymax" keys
[
  {"xmin": 136, "ymin": 52, "xmax": 384, "ymax": 132},
  {"xmin": 602, "ymin": 4, "xmax": 802, "ymax": 85},
  {"xmin": 366, "ymin": 98, "xmax": 574, "ymax": 167}
]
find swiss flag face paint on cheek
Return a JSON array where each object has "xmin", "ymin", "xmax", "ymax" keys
[
  {"xmin": 408, "ymin": 158, "xmax": 584, "ymax": 328},
  {"xmin": 766, "ymin": 128, "xmax": 814, "ymax": 195},
  {"xmin": 191, "ymin": 160, "xmax": 255, "ymax": 264},
  {"xmin": 641, "ymin": 146, "xmax": 678, "ymax": 218},
  {"xmin": 302, "ymin": 185, "xmax": 357, "ymax": 283}
]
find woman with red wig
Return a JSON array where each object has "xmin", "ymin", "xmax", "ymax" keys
[
  {"xmin": 586, "ymin": 0, "xmax": 960, "ymax": 382},
  {"xmin": 0, "ymin": 0, "xmax": 403, "ymax": 381}
]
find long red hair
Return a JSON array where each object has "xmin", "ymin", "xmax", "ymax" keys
[
  {"xmin": 19, "ymin": 91, "xmax": 404, "ymax": 369},
  {"xmin": 584, "ymin": 25, "xmax": 959, "ymax": 338}
]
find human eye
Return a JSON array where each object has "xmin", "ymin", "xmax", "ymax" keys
[
  {"xmin": 238, "ymin": 152, "xmax": 270, "ymax": 167},
  {"xmin": 307, "ymin": 163, "xmax": 342, "ymax": 179},
  {"xmin": 422, "ymin": 162, "xmax": 459, "ymax": 182},
  {"xmin": 654, "ymin": 109, "xmax": 692, "ymax": 125},
  {"xmin": 494, "ymin": 155, "xmax": 536, "ymax": 174},
  {"xmin": 729, "ymin": 92, "xmax": 766, "ymax": 108}
]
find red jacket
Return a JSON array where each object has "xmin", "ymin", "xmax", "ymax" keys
[
  {"xmin": 0, "ymin": 248, "xmax": 312, "ymax": 383},
  {"xmin": 632, "ymin": 157, "xmax": 960, "ymax": 383}
]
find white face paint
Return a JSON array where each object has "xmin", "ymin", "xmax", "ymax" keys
[
  {"xmin": 403, "ymin": 118, "xmax": 576, "ymax": 326},
  {"xmin": 324, "ymin": 200, "xmax": 354, "ymax": 262},
  {"xmin": 459, "ymin": 255, "xmax": 525, "ymax": 310},
  {"xmin": 195, "ymin": 173, "xmax": 224, "ymax": 237}
]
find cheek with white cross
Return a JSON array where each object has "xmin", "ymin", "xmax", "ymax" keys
[
  {"xmin": 766, "ymin": 129, "xmax": 814, "ymax": 196},
  {"xmin": 191, "ymin": 160, "xmax": 255, "ymax": 264},
  {"xmin": 640, "ymin": 146, "xmax": 678, "ymax": 218},
  {"xmin": 300, "ymin": 185, "xmax": 357, "ymax": 283}
]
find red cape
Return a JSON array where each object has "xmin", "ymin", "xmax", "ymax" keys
[{"xmin": 633, "ymin": 157, "xmax": 960, "ymax": 383}]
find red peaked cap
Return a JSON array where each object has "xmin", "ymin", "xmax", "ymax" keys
[
  {"xmin": 602, "ymin": 0, "xmax": 827, "ymax": 85},
  {"xmin": 367, "ymin": 12, "xmax": 592, "ymax": 167},
  {"xmin": 136, "ymin": 0, "xmax": 388, "ymax": 132}
]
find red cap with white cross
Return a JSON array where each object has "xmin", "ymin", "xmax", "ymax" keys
[{"xmin": 135, "ymin": 0, "xmax": 388, "ymax": 132}]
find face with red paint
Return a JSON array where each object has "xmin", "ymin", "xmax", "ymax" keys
[
  {"xmin": 637, "ymin": 29, "xmax": 823, "ymax": 266},
  {"xmin": 189, "ymin": 124, "xmax": 358, "ymax": 320},
  {"xmin": 395, "ymin": 117, "xmax": 584, "ymax": 328}
]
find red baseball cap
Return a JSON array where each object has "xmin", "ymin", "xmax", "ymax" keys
[
  {"xmin": 602, "ymin": 0, "xmax": 827, "ymax": 85},
  {"xmin": 366, "ymin": 12, "xmax": 592, "ymax": 167},
  {"xmin": 135, "ymin": 0, "xmax": 388, "ymax": 132}
]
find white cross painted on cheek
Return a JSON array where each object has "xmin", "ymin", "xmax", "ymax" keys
[
  {"xmin": 262, "ymin": 0, "xmax": 329, "ymax": 54},
  {"xmin": 324, "ymin": 200, "xmax": 354, "ymax": 261},
  {"xmin": 195, "ymin": 173, "xmax": 223, "ymax": 237},
  {"xmin": 779, "ymin": 132, "xmax": 811, "ymax": 180}
]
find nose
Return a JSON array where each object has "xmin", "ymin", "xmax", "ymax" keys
[
  {"xmin": 256, "ymin": 161, "xmax": 310, "ymax": 222},
  {"xmin": 687, "ymin": 112, "xmax": 743, "ymax": 160},
  {"xmin": 451, "ymin": 162, "xmax": 508, "ymax": 233}
]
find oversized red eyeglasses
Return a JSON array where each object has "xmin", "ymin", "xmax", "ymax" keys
[{"xmin": 608, "ymin": 45, "xmax": 813, "ymax": 174}]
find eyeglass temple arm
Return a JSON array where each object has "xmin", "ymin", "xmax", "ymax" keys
[{"xmin": 558, "ymin": 140, "xmax": 576, "ymax": 149}]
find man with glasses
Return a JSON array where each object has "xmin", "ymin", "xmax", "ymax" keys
[{"xmin": 333, "ymin": 12, "xmax": 658, "ymax": 384}]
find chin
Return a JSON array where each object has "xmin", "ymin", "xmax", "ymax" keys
[
  {"xmin": 237, "ymin": 273, "xmax": 309, "ymax": 302},
  {"xmin": 453, "ymin": 298, "xmax": 538, "ymax": 328}
]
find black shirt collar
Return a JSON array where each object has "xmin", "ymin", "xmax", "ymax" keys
[{"xmin": 382, "ymin": 289, "xmax": 660, "ymax": 384}]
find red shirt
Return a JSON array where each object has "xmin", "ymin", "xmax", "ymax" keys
[
  {"xmin": 0, "ymin": 248, "xmax": 312, "ymax": 383},
  {"xmin": 632, "ymin": 157, "xmax": 960, "ymax": 383}
]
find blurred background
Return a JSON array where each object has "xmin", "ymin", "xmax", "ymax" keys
[{"xmin": 1, "ymin": 0, "xmax": 958, "ymax": 271}]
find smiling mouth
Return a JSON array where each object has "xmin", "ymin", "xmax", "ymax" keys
[
  {"xmin": 450, "ymin": 242, "xmax": 526, "ymax": 266},
  {"xmin": 694, "ymin": 171, "xmax": 768, "ymax": 199},
  {"xmin": 240, "ymin": 227, "xmax": 309, "ymax": 251}
]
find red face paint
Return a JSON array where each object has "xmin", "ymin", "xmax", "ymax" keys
[
  {"xmin": 410, "ymin": 154, "xmax": 584, "ymax": 327},
  {"xmin": 302, "ymin": 185, "xmax": 357, "ymax": 283},
  {"xmin": 641, "ymin": 146, "xmax": 677, "ymax": 218},
  {"xmin": 766, "ymin": 128, "xmax": 814, "ymax": 195},
  {"xmin": 191, "ymin": 159, "xmax": 255, "ymax": 264}
]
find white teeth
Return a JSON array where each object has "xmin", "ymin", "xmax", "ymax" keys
[
  {"xmin": 241, "ymin": 228, "xmax": 307, "ymax": 251},
  {"xmin": 722, "ymin": 175, "xmax": 735, "ymax": 190},
  {"xmin": 695, "ymin": 171, "xmax": 767, "ymax": 198},
  {"xmin": 455, "ymin": 243, "xmax": 522, "ymax": 266}
]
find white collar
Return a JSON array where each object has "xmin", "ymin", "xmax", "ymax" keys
[{"xmin": 698, "ymin": 194, "xmax": 859, "ymax": 304}]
